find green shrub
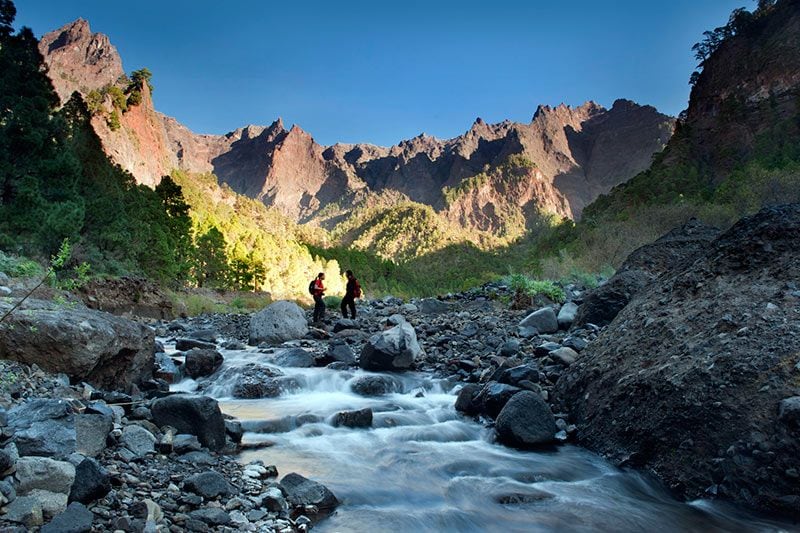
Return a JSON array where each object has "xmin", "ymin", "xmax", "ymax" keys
[
  {"xmin": 323, "ymin": 295, "xmax": 342, "ymax": 308},
  {"xmin": 503, "ymin": 273, "xmax": 565, "ymax": 303},
  {"xmin": 0, "ymin": 251, "xmax": 44, "ymax": 278}
]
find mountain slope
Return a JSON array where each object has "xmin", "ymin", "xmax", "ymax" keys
[{"xmin": 38, "ymin": 19, "xmax": 674, "ymax": 232}]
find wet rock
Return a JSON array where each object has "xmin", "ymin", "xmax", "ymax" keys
[
  {"xmin": 154, "ymin": 353, "xmax": 181, "ymax": 383},
  {"xmin": 184, "ymin": 348, "xmax": 224, "ymax": 378},
  {"xmin": 175, "ymin": 338, "xmax": 217, "ymax": 351},
  {"xmin": 350, "ymin": 375, "xmax": 403, "ymax": 396},
  {"xmin": 68, "ymin": 458, "xmax": 110, "ymax": 504},
  {"xmin": 359, "ymin": 322, "xmax": 422, "ymax": 371},
  {"xmin": 16, "ymin": 457, "xmax": 76, "ymax": 495},
  {"xmin": 0, "ymin": 298, "xmax": 154, "ymax": 390},
  {"xmin": 150, "ymin": 395, "xmax": 226, "ymax": 451},
  {"xmin": 184, "ymin": 471, "xmax": 235, "ymax": 499},
  {"xmin": 475, "ymin": 382, "xmax": 522, "ymax": 418},
  {"xmin": 331, "ymin": 408, "xmax": 373, "ymax": 428},
  {"xmin": 225, "ymin": 420, "xmax": 243, "ymax": 443},
  {"xmin": 120, "ymin": 425, "xmax": 156, "ymax": 456},
  {"xmin": 260, "ymin": 487, "xmax": 288, "ymax": 513},
  {"xmin": 454, "ymin": 384, "xmax": 481, "ymax": 415},
  {"xmin": 495, "ymin": 391, "xmax": 557, "ymax": 447},
  {"xmin": 280, "ymin": 473, "xmax": 338, "ymax": 512},
  {"xmin": 40, "ymin": 502, "xmax": 93, "ymax": 533},
  {"xmin": 557, "ymin": 302, "xmax": 578, "ymax": 329},
  {"xmin": 271, "ymin": 347, "xmax": 315, "ymax": 368},
  {"xmin": 249, "ymin": 301, "xmax": 309, "ymax": 345},
  {"xmin": 7, "ymin": 399, "xmax": 76, "ymax": 458},
  {"xmin": 519, "ymin": 307, "xmax": 558, "ymax": 334},
  {"xmin": 319, "ymin": 342, "xmax": 355, "ymax": 366},
  {"xmin": 498, "ymin": 365, "xmax": 539, "ymax": 386}
]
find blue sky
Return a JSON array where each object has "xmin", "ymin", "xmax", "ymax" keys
[{"xmin": 16, "ymin": 0, "xmax": 744, "ymax": 146}]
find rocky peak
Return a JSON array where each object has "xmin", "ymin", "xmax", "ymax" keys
[{"xmin": 39, "ymin": 19, "xmax": 124, "ymax": 103}]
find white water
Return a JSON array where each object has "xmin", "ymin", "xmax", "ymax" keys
[{"xmin": 168, "ymin": 342, "xmax": 796, "ymax": 532}]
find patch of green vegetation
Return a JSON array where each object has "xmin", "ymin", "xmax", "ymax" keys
[
  {"xmin": 504, "ymin": 273, "xmax": 565, "ymax": 303},
  {"xmin": 0, "ymin": 251, "xmax": 44, "ymax": 278}
]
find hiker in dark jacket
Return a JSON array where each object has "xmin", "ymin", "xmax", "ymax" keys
[
  {"xmin": 341, "ymin": 270, "xmax": 360, "ymax": 319},
  {"xmin": 312, "ymin": 272, "xmax": 326, "ymax": 323}
]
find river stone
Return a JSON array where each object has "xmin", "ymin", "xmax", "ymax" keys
[
  {"xmin": 359, "ymin": 322, "xmax": 422, "ymax": 371},
  {"xmin": 68, "ymin": 458, "xmax": 110, "ymax": 504},
  {"xmin": 418, "ymin": 299, "xmax": 452, "ymax": 315},
  {"xmin": 319, "ymin": 342, "xmax": 355, "ymax": 366},
  {"xmin": 350, "ymin": 375, "xmax": 403, "ymax": 396},
  {"xmin": 280, "ymin": 473, "xmax": 338, "ymax": 511},
  {"xmin": 249, "ymin": 301, "xmax": 309, "ymax": 345},
  {"xmin": 4, "ymin": 495, "xmax": 44, "ymax": 527},
  {"xmin": 190, "ymin": 507, "xmax": 231, "ymax": 526},
  {"xmin": 175, "ymin": 338, "xmax": 217, "ymax": 351},
  {"xmin": 550, "ymin": 347, "xmax": 579, "ymax": 366},
  {"xmin": 40, "ymin": 502, "xmax": 93, "ymax": 533},
  {"xmin": 562, "ymin": 336, "xmax": 589, "ymax": 352},
  {"xmin": 184, "ymin": 348, "xmax": 224, "ymax": 378},
  {"xmin": 400, "ymin": 303, "xmax": 418, "ymax": 314},
  {"xmin": 187, "ymin": 329, "xmax": 218, "ymax": 343},
  {"xmin": 499, "ymin": 340, "xmax": 521, "ymax": 357},
  {"xmin": 261, "ymin": 487, "xmax": 288, "ymax": 513},
  {"xmin": 495, "ymin": 391, "xmax": 557, "ymax": 447},
  {"xmin": 519, "ymin": 307, "xmax": 558, "ymax": 334},
  {"xmin": 7, "ymin": 399, "xmax": 76, "ymax": 458},
  {"xmin": 0, "ymin": 298, "xmax": 154, "ymax": 390},
  {"xmin": 184, "ymin": 471, "xmax": 235, "ymax": 499},
  {"xmin": 333, "ymin": 319, "xmax": 358, "ymax": 333},
  {"xmin": 499, "ymin": 365, "xmax": 540, "ymax": 386},
  {"xmin": 16, "ymin": 457, "xmax": 76, "ymax": 495},
  {"xmin": 475, "ymin": 382, "xmax": 522, "ymax": 418},
  {"xmin": 74, "ymin": 413, "xmax": 112, "ymax": 458},
  {"xmin": 331, "ymin": 408, "xmax": 373, "ymax": 428},
  {"xmin": 454, "ymin": 384, "xmax": 481, "ymax": 415},
  {"xmin": 174, "ymin": 434, "xmax": 202, "ymax": 454},
  {"xmin": 557, "ymin": 302, "xmax": 579, "ymax": 329},
  {"xmin": 778, "ymin": 396, "xmax": 800, "ymax": 426},
  {"xmin": 150, "ymin": 395, "xmax": 226, "ymax": 451},
  {"xmin": 154, "ymin": 353, "xmax": 181, "ymax": 383},
  {"xmin": 120, "ymin": 425, "xmax": 156, "ymax": 456},
  {"xmin": 27, "ymin": 489, "xmax": 68, "ymax": 520},
  {"xmin": 271, "ymin": 347, "xmax": 315, "ymax": 368},
  {"xmin": 0, "ymin": 447, "xmax": 14, "ymax": 475},
  {"xmin": 225, "ymin": 420, "xmax": 244, "ymax": 444}
]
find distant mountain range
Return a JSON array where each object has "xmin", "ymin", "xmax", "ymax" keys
[{"xmin": 38, "ymin": 19, "xmax": 674, "ymax": 236}]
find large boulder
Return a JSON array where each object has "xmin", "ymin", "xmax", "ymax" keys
[
  {"xmin": 270, "ymin": 347, "xmax": 315, "ymax": 368},
  {"xmin": 556, "ymin": 206, "xmax": 800, "ymax": 517},
  {"xmin": 184, "ymin": 348, "xmax": 224, "ymax": 378},
  {"xmin": 68, "ymin": 458, "xmax": 110, "ymax": 504},
  {"xmin": 519, "ymin": 307, "xmax": 558, "ymax": 334},
  {"xmin": 249, "ymin": 301, "xmax": 309, "ymax": 345},
  {"xmin": 573, "ymin": 219, "xmax": 719, "ymax": 328},
  {"xmin": 7, "ymin": 399, "xmax": 76, "ymax": 458},
  {"xmin": 350, "ymin": 374, "xmax": 403, "ymax": 396},
  {"xmin": 15, "ymin": 457, "xmax": 75, "ymax": 495},
  {"xmin": 495, "ymin": 391, "xmax": 557, "ymax": 447},
  {"xmin": 474, "ymin": 382, "xmax": 522, "ymax": 419},
  {"xmin": 0, "ymin": 299, "xmax": 154, "ymax": 390},
  {"xmin": 183, "ymin": 471, "xmax": 235, "ymax": 499},
  {"xmin": 359, "ymin": 322, "xmax": 422, "ymax": 371},
  {"xmin": 150, "ymin": 395, "xmax": 226, "ymax": 451}
]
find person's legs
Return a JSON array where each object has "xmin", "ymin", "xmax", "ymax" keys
[
  {"xmin": 313, "ymin": 295, "xmax": 324, "ymax": 322},
  {"xmin": 341, "ymin": 296, "xmax": 349, "ymax": 318},
  {"xmin": 347, "ymin": 297, "xmax": 356, "ymax": 318}
]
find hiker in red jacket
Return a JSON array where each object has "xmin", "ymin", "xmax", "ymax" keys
[
  {"xmin": 312, "ymin": 272, "xmax": 326, "ymax": 323},
  {"xmin": 341, "ymin": 270, "xmax": 361, "ymax": 319}
]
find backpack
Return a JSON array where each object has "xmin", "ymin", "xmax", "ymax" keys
[
  {"xmin": 308, "ymin": 279, "xmax": 316, "ymax": 295},
  {"xmin": 353, "ymin": 280, "xmax": 362, "ymax": 298}
]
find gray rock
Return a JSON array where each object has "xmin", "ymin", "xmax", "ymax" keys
[
  {"xmin": 15, "ymin": 457, "xmax": 76, "ymax": 495},
  {"xmin": 562, "ymin": 336, "xmax": 589, "ymax": 352},
  {"xmin": 190, "ymin": 507, "xmax": 231, "ymax": 526},
  {"xmin": 187, "ymin": 329, "xmax": 218, "ymax": 343},
  {"xmin": 499, "ymin": 365, "xmax": 539, "ymax": 386},
  {"xmin": 454, "ymin": 384, "xmax": 481, "ymax": 416},
  {"xmin": 249, "ymin": 301, "xmax": 309, "ymax": 345},
  {"xmin": 280, "ymin": 473, "xmax": 338, "ymax": 511},
  {"xmin": 4, "ymin": 495, "xmax": 43, "ymax": 527},
  {"xmin": 495, "ymin": 391, "xmax": 557, "ymax": 447},
  {"xmin": 778, "ymin": 396, "xmax": 800, "ymax": 426},
  {"xmin": 499, "ymin": 340, "xmax": 521, "ymax": 357},
  {"xmin": 68, "ymin": 458, "xmax": 110, "ymax": 504},
  {"xmin": 120, "ymin": 425, "xmax": 156, "ymax": 456},
  {"xmin": 400, "ymin": 303, "xmax": 418, "ymax": 314},
  {"xmin": 418, "ymin": 299, "xmax": 452, "ymax": 315},
  {"xmin": 41, "ymin": 502, "xmax": 93, "ymax": 533},
  {"xmin": 0, "ymin": 479, "xmax": 16, "ymax": 504},
  {"xmin": 7, "ymin": 399, "xmax": 76, "ymax": 458},
  {"xmin": 154, "ymin": 352, "xmax": 181, "ymax": 383},
  {"xmin": 175, "ymin": 338, "xmax": 217, "ymax": 351},
  {"xmin": 74, "ymin": 413, "xmax": 112, "ymax": 458},
  {"xmin": 184, "ymin": 348, "xmax": 224, "ymax": 378},
  {"xmin": 0, "ymin": 447, "xmax": 14, "ymax": 475},
  {"xmin": 359, "ymin": 322, "xmax": 422, "ymax": 371},
  {"xmin": 557, "ymin": 302, "xmax": 579, "ymax": 329},
  {"xmin": 174, "ymin": 434, "xmax": 202, "ymax": 454},
  {"xmin": 151, "ymin": 395, "xmax": 226, "ymax": 451},
  {"xmin": 0, "ymin": 298, "xmax": 154, "ymax": 390},
  {"xmin": 534, "ymin": 342, "xmax": 562, "ymax": 356},
  {"xmin": 271, "ymin": 347, "xmax": 315, "ymax": 368},
  {"xmin": 184, "ymin": 471, "xmax": 235, "ymax": 499},
  {"xmin": 331, "ymin": 408, "xmax": 373, "ymax": 428},
  {"xmin": 333, "ymin": 319, "xmax": 358, "ymax": 333},
  {"xmin": 25, "ymin": 489, "xmax": 68, "ymax": 519},
  {"xmin": 460, "ymin": 322, "xmax": 479, "ymax": 338},
  {"xmin": 350, "ymin": 375, "xmax": 403, "ymax": 396},
  {"xmin": 224, "ymin": 420, "xmax": 244, "ymax": 444},
  {"xmin": 321, "ymin": 342, "xmax": 356, "ymax": 365},
  {"xmin": 519, "ymin": 307, "xmax": 558, "ymax": 334},
  {"xmin": 260, "ymin": 487, "xmax": 288, "ymax": 513},
  {"xmin": 475, "ymin": 382, "xmax": 522, "ymax": 418},
  {"xmin": 550, "ymin": 347, "xmax": 579, "ymax": 366},
  {"xmin": 517, "ymin": 326, "xmax": 539, "ymax": 338}
]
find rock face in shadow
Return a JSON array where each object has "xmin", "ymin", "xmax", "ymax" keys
[
  {"xmin": 556, "ymin": 204, "xmax": 800, "ymax": 517},
  {"xmin": 573, "ymin": 219, "xmax": 720, "ymax": 328},
  {"xmin": 0, "ymin": 299, "xmax": 154, "ymax": 391}
]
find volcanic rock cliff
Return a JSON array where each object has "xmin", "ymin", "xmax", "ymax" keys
[{"xmin": 39, "ymin": 19, "xmax": 674, "ymax": 227}]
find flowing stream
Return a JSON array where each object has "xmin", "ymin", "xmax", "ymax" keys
[{"xmin": 168, "ymin": 342, "xmax": 794, "ymax": 532}]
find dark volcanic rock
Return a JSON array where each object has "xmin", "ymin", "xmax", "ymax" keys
[
  {"xmin": 350, "ymin": 375, "xmax": 403, "ymax": 396},
  {"xmin": 184, "ymin": 348, "xmax": 224, "ymax": 378},
  {"xmin": 573, "ymin": 219, "xmax": 719, "ymax": 328},
  {"xmin": 280, "ymin": 473, "xmax": 338, "ymax": 512},
  {"xmin": 7, "ymin": 399, "xmax": 76, "ymax": 458},
  {"xmin": 68, "ymin": 458, "xmax": 110, "ymax": 504},
  {"xmin": 474, "ymin": 382, "xmax": 522, "ymax": 419},
  {"xmin": 331, "ymin": 408, "xmax": 373, "ymax": 428},
  {"xmin": 150, "ymin": 395, "xmax": 226, "ymax": 451},
  {"xmin": 495, "ymin": 391, "xmax": 557, "ymax": 447},
  {"xmin": 556, "ymin": 205, "xmax": 800, "ymax": 516},
  {"xmin": 183, "ymin": 471, "xmax": 235, "ymax": 499},
  {"xmin": 40, "ymin": 502, "xmax": 93, "ymax": 533}
]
